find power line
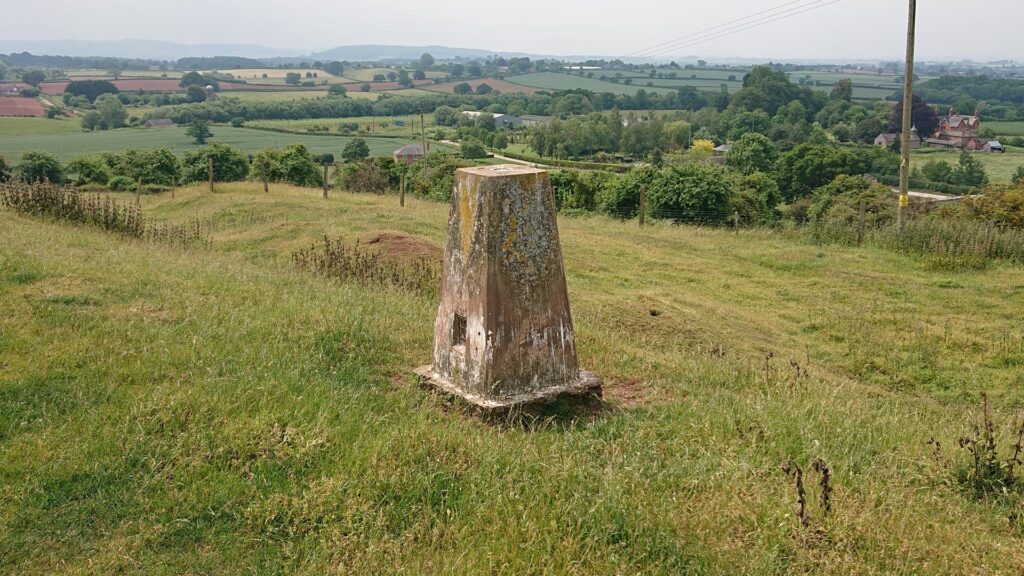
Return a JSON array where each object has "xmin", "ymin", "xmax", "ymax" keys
[
  {"xmin": 624, "ymin": 0, "xmax": 847, "ymax": 62},
  {"xmin": 623, "ymin": 0, "xmax": 816, "ymax": 59}
]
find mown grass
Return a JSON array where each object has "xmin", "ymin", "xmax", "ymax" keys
[
  {"xmin": 0, "ymin": 117, "xmax": 83, "ymax": 137},
  {"xmin": 0, "ymin": 126, "xmax": 419, "ymax": 162},
  {"xmin": 2, "ymin": 183, "xmax": 1024, "ymax": 573},
  {"xmin": 912, "ymin": 147, "xmax": 1024, "ymax": 184}
]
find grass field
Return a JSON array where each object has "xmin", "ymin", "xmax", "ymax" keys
[
  {"xmin": 912, "ymin": 147, "xmax": 1024, "ymax": 183},
  {"xmin": 343, "ymin": 68, "xmax": 446, "ymax": 83},
  {"xmin": 249, "ymin": 114, "xmax": 437, "ymax": 137},
  {"xmin": 2, "ymin": 183, "xmax": 1024, "ymax": 573},
  {"xmin": 0, "ymin": 126, "xmax": 419, "ymax": 162},
  {"xmin": 0, "ymin": 117, "xmax": 82, "ymax": 137},
  {"xmin": 220, "ymin": 90, "xmax": 382, "ymax": 102},
  {"xmin": 988, "ymin": 121, "xmax": 1024, "ymax": 137}
]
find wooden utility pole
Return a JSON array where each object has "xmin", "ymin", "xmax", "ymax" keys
[
  {"xmin": 207, "ymin": 157, "xmax": 215, "ymax": 193},
  {"xmin": 897, "ymin": 0, "xmax": 917, "ymax": 232}
]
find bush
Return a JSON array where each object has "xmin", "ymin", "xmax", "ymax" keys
[
  {"xmin": 230, "ymin": 116, "xmax": 246, "ymax": 128},
  {"xmin": 65, "ymin": 156, "xmax": 111, "ymax": 186},
  {"xmin": 107, "ymin": 175, "xmax": 136, "ymax": 191},
  {"xmin": 596, "ymin": 166, "xmax": 659, "ymax": 219},
  {"xmin": 181, "ymin": 144, "xmax": 249, "ymax": 183},
  {"xmin": 460, "ymin": 139, "xmax": 488, "ymax": 159},
  {"xmin": 407, "ymin": 154, "xmax": 472, "ymax": 202},
  {"xmin": 336, "ymin": 158, "xmax": 397, "ymax": 193},
  {"xmin": 647, "ymin": 163, "xmax": 733, "ymax": 224},
  {"xmin": 15, "ymin": 151, "xmax": 63, "ymax": 183},
  {"xmin": 249, "ymin": 145, "xmax": 324, "ymax": 188}
]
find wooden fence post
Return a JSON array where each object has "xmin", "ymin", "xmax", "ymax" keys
[
  {"xmin": 733, "ymin": 211, "xmax": 740, "ymax": 234},
  {"xmin": 207, "ymin": 157, "xmax": 214, "ymax": 193},
  {"xmin": 856, "ymin": 199, "xmax": 866, "ymax": 245},
  {"xmin": 261, "ymin": 165, "xmax": 269, "ymax": 193},
  {"xmin": 136, "ymin": 176, "xmax": 143, "ymax": 205},
  {"xmin": 323, "ymin": 164, "xmax": 330, "ymax": 199},
  {"xmin": 638, "ymin": 186, "xmax": 646, "ymax": 227},
  {"xmin": 400, "ymin": 174, "xmax": 406, "ymax": 207}
]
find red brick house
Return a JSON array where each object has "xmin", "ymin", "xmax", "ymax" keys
[{"xmin": 930, "ymin": 108, "xmax": 987, "ymax": 150}]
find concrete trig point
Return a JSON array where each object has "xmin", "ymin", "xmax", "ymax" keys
[{"xmin": 416, "ymin": 164, "xmax": 601, "ymax": 408}]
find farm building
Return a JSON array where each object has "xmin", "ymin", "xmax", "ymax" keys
[
  {"xmin": 927, "ymin": 109, "xmax": 988, "ymax": 150},
  {"xmin": 144, "ymin": 118, "xmax": 175, "ymax": 128},
  {"xmin": 518, "ymin": 115, "xmax": 553, "ymax": 127},
  {"xmin": 983, "ymin": 140, "xmax": 1005, "ymax": 153},
  {"xmin": 875, "ymin": 128, "xmax": 921, "ymax": 149},
  {"xmin": 460, "ymin": 111, "xmax": 523, "ymax": 130},
  {"xmin": 393, "ymin": 144, "xmax": 424, "ymax": 164}
]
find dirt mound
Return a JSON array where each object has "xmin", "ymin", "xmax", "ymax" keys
[{"xmin": 360, "ymin": 232, "xmax": 442, "ymax": 265}]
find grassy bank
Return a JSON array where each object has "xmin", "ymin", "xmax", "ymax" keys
[{"xmin": 2, "ymin": 184, "xmax": 1024, "ymax": 573}]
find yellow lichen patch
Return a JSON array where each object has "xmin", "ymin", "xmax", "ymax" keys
[{"xmin": 458, "ymin": 177, "xmax": 478, "ymax": 256}]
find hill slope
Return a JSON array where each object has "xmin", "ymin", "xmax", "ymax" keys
[{"xmin": 2, "ymin": 184, "xmax": 1023, "ymax": 574}]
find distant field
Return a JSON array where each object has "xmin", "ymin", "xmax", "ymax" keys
[
  {"xmin": 424, "ymin": 79, "xmax": 538, "ymax": 95},
  {"xmin": 0, "ymin": 117, "xmax": 81, "ymax": 137},
  {"xmin": 0, "ymin": 97, "xmax": 45, "ymax": 117},
  {"xmin": 505, "ymin": 73, "xmax": 680, "ymax": 95},
  {"xmin": 204, "ymin": 68, "xmax": 337, "ymax": 80},
  {"xmin": 912, "ymin": 147, "xmax": 1024, "ymax": 183},
  {"xmin": 249, "ymin": 114, "xmax": 437, "ymax": 137},
  {"xmin": 988, "ymin": 121, "xmax": 1024, "ymax": 137},
  {"xmin": 343, "ymin": 68, "xmax": 446, "ymax": 83},
  {"xmin": 65, "ymin": 69, "xmax": 183, "ymax": 79},
  {"xmin": 0, "ymin": 126, "xmax": 420, "ymax": 162}
]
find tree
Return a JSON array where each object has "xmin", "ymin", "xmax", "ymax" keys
[
  {"xmin": 1013, "ymin": 166, "xmax": 1024, "ymax": 186},
  {"xmin": 342, "ymin": 138, "xmax": 370, "ymax": 162},
  {"xmin": 248, "ymin": 145, "xmax": 324, "ymax": 187},
  {"xmin": 360, "ymin": 83, "xmax": 371, "ymax": 92},
  {"xmin": 179, "ymin": 71, "xmax": 215, "ymax": 89},
  {"xmin": 726, "ymin": 133, "xmax": 778, "ymax": 175},
  {"xmin": 66, "ymin": 156, "xmax": 111, "ymax": 185},
  {"xmin": 0, "ymin": 61, "xmax": 6, "ymax": 82},
  {"xmin": 373, "ymin": 74, "xmax": 387, "ymax": 83},
  {"xmin": 187, "ymin": 85, "xmax": 207, "ymax": 102},
  {"xmin": 461, "ymin": 139, "xmax": 487, "ymax": 159},
  {"xmin": 775, "ymin": 143, "xmax": 867, "ymax": 201},
  {"xmin": 413, "ymin": 69, "xmax": 426, "ymax": 81},
  {"xmin": 15, "ymin": 151, "xmax": 63, "ymax": 183},
  {"xmin": 951, "ymin": 151, "xmax": 989, "ymax": 187},
  {"xmin": 475, "ymin": 83, "xmax": 493, "ymax": 95},
  {"xmin": 387, "ymin": 71, "xmax": 398, "ymax": 82},
  {"xmin": 450, "ymin": 64, "xmax": 464, "ymax": 78},
  {"xmin": 21, "ymin": 70, "xmax": 46, "ymax": 87},
  {"xmin": 323, "ymin": 61, "xmax": 345, "ymax": 76},
  {"xmin": 419, "ymin": 53, "xmax": 435, "ymax": 70},
  {"xmin": 492, "ymin": 132, "xmax": 509, "ymax": 150},
  {"xmin": 95, "ymin": 95, "xmax": 128, "ymax": 129},
  {"xmin": 107, "ymin": 66, "xmax": 123, "ymax": 80},
  {"xmin": 328, "ymin": 83, "xmax": 348, "ymax": 97},
  {"xmin": 397, "ymin": 70, "xmax": 414, "ymax": 88},
  {"xmin": 0, "ymin": 156, "xmax": 11, "ymax": 183},
  {"xmin": 186, "ymin": 119, "xmax": 213, "ymax": 144},
  {"xmin": 285, "ymin": 72, "xmax": 302, "ymax": 85},
  {"xmin": 468, "ymin": 64, "xmax": 483, "ymax": 77},
  {"xmin": 230, "ymin": 116, "xmax": 246, "ymax": 128},
  {"xmin": 65, "ymin": 80, "xmax": 119, "ymax": 102},
  {"xmin": 453, "ymin": 82, "xmax": 473, "ymax": 95},
  {"xmin": 888, "ymin": 95, "xmax": 940, "ymax": 139},
  {"xmin": 830, "ymin": 79, "xmax": 854, "ymax": 102},
  {"xmin": 922, "ymin": 160, "xmax": 954, "ymax": 183},
  {"xmin": 80, "ymin": 110, "xmax": 103, "ymax": 131}
]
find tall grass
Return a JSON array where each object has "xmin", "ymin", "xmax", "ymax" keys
[
  {"xmin": 0, "ymin": 181, "xmax": 208, "ymax": 247},
  {"xmin": 292, "ymin": 236, "xmax": 439, "ymax": 296},
  {"xmin": 811, "ymin": 216, "xmax": 1024, "ymax": 269}
]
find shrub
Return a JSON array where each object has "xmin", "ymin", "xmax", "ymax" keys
[
  {"xmin": 647, "ymin": 163, "xmax": 732, "ymax": 224},
  {"xmin": 230, "ymin": 116, "xmax": 246, "ymax": 128},
  {"xmin": 336, "ymin": 158, "xmax": 397, "ymax": 193},
  {"xmin": 249, "ymin": 145, "xmax": 324, "ymax": 188},
  {"xmin": 596, "ymin": 166, "xmax": 659, "ymax": 219},
  {"xmin": 15, "ymin": 151, "xmax": 63, "ymax": 183},
  {"xmin": 460, "ymin": 139, "xmax": 488, "ymax": 159},
  {"xmin": 181, "ymin": 144, "xmax": 249, "ymax": 183},
  {"xmin": 65, "ymin": 156, "xmax": 111, "ymax": 186},
  {"xmin": 107, "ymin": 175, "xmax": 135, "ymax": 191}
]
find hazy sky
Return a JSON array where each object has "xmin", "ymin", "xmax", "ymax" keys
[{"xmin": 5, "ymin": 0, "xmax": 1021, "ymax": 61}]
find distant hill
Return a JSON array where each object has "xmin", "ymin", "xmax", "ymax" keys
[
  {"xmin": 306, "ymin": 44, "xmax": 555, "ymax": 63},
  {"xmin": 0, "ymin": 39, "xmax": 302, "ymax": 61}
]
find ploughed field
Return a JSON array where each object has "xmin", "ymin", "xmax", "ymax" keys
[{"xmin": 2, "ymin": 183, "xmax": 1024, "ymax": 574}]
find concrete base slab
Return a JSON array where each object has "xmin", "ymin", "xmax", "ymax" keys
[{"xmin": 414, "ymin": 365, "xmax": 602, "ymax": 409}]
